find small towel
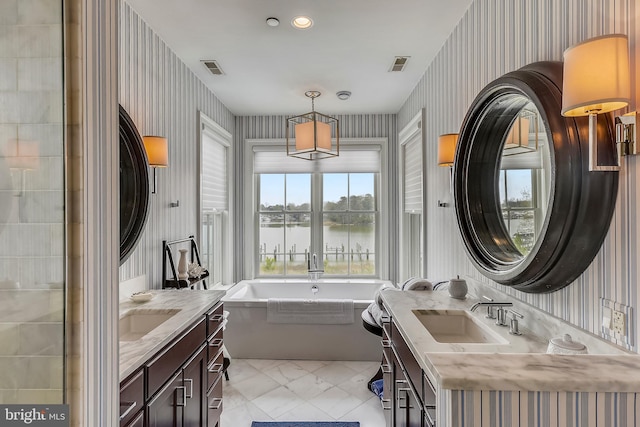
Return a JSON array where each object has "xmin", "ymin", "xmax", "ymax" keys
[
  {"xmin": 371, "ymin": 379, "xmax": 384, "ymax": 399},
  {"xmin": 402, "ymin": 277, "xmax": 433, "ymax": 291},
  {"xmin": 267, "ymin": 298, "xmax": 354, "ymax": 324}
]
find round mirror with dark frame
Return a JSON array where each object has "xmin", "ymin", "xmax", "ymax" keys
[
  {"xmin": 454, "ymin": 61, "xmax": 618, "ymax": 293},
  {"xmin": 119, "ymin": 105, "xmax": 150, "ymax": 265}
]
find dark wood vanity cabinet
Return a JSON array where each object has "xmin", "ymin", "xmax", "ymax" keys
[
  {"xmin": 383, "ymin": 316, "xmax": 437, "ymax": 427},
  {"xmin": 120, "ymin": 301, "xmax": 224, "ymax": 427}
]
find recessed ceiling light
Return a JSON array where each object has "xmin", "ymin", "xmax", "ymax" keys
[
  {"xmin": 266, "ymin": 17, "xmax": 280, "ymax": 27},
  {"xmin": 292, "ymin": 16, "xmax": 313, "ymax": 29}
]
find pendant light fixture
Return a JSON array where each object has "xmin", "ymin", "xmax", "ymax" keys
[{"xmin": 286, "ymin": 91, "xmax": 339, "ymax": 160}]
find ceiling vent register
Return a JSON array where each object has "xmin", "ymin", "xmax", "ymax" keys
[
  {"xmin": 389, "ymin": 56, "xmax": 410, "ymax": 72},
  {"xmin": 202, "ymin": 60, "xmax": 225, "ymax": 75}
]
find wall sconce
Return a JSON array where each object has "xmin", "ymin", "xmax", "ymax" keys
[
  {"xmin": 437, "ymin": 133, "xmax": 458, "ymax": 207},
  {"xmin": 143, "ymin": 136, "xmax": 168, "ymax": 194},
  {"xmin": 286, "ymin": 91, "xmax": 339, "ymax": 160},
  {"xmin": 561, "ymin": 34, "xmax": 634, "ymax": 171},
  {"xmin": 3, "ymin": 139, "xmax": 39, "ymax": 197}
]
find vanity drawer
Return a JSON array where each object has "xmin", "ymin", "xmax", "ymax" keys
[
  {"xmin": 207, "ymin": 348, "xmax": 224, "ymax": 390},
  {"xmin": 391, "ymin": 321, "xmax": 423, "ymax": 404},
  {"xmin": 207, "ymin": 375, "xmax": 223, "ymax": 427},
  {"xmin": 207, "ymin": 325, "xmax": 223, "ymax": 364},
  {"xmin": 119, "ymin": 368, "xmax": 144, "ymax": 427},
  {"xmin": 207, "ymin": 303, "xmax": 224, "ymax": 338},
  {"xmin": 146, "ymin": 317, "xmax": 206, "ymax": 399}
]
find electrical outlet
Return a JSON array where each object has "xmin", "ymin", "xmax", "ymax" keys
[{"xmin": 612, "ymin": 310, "xmax": 626, "ymax": 335}]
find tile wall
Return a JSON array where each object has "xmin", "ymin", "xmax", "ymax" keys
[{"xmin": 0, "ymin": 0, "xmax": 64, "ymax": 403}]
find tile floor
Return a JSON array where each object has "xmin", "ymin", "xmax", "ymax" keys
[{"xmin": 221, "ymin": 359, "xmax": 386, "ymax": 427}]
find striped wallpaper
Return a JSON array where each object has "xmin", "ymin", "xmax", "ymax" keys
[
  {"xmin": 398, "ymin": 0, "xmax": 640, "ymax": 353},
  {"xmin": 118, "ymin": 1, "xmax": 234, "ymax": 287},
  {"xmin": 445, "ymin": 389, "xmax": 638, "ymax": 426}
]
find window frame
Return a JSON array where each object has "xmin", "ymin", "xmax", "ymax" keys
[
  {"xmin": 244, "ymin": 138, "xmax": 389, "ymax": 280},
  {"xmin": 197, "ymin": 111, "xmax": 233, "ymax": 287}
]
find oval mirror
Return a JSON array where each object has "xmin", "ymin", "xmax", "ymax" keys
[
  {"xmin": 119, "ymin": 105, "xmax": 150, "ymax": 264},
  {"xmin": 454, "ymin": 61, "xmax": 618, "ymax": 293}
]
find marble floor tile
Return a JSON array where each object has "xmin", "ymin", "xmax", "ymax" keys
[
  {"xmin": 312, "ymin": 362, "xmax": 360, "ymax": 386},
  {"xmin": 231, "ymin": 371, "xmax": 280, "ymax": 401},
  {"xmin": 263, "ymin": 360, "xmax": 310, "ymax": 385},
  {"xmin": 285, "ymin": 373, "xmax": 334, "ymax": 400},
  {"xmin": 276, "ymin": 402, "xmax": 334, "ymax": 422},
  {"xmin": 252, "ymin": 385, "xmax": 305, "ymax": 418},
  {"xmin": 220, "ymin": 401, "xmax": 271, "ymax": 427},
  {"xmin": 221, "ymin": 359, "xmax": 384, "ymax": 427},
  {"xmin": 291, "ymin": 359, "xmax": 328, "ymax": 372},
  {"xmin": 310, "ymin": 385, "xmax": 365, "ymax": 419},
  {"xmin": 340, "ymin": 395, "xmax": 387, "ymax": 427}
]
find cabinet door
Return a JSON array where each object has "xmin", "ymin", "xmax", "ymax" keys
[
  {"xmin": 183, "ymin": 345, "xmax": 207, "ymax": 427},
  {"xmin": 147, "ymin": 371, "xmax": 185, "ymax": 427},
  {"xmin": 393, "ymin": 350, "xmax": 422, "ymax": 427}
]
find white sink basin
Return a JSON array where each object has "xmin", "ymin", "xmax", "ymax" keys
[
  {"xmin": 412, "ymin": 309, "xmax": 509, "ymax": 344},
  {"xmin": 119, "ymin": 309, "xmax": 181, "ymax": 342}
]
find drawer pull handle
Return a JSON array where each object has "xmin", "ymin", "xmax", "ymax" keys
[
  {"xmin": 210, "ymin": 314, "xmax": 224, "ymax": 322},
  {"xmin": 381, "ymin": 398, "xmax": 392, "ymax": 410},
  {"xmin": 381, "ymin": 339, "xmax": 391, "ymax": 348},
  {"xmin": 208, "ymin": 398, "xmax": 223, "ymax": 410},
  {"xmin": 209, "ymin": 339, "xmax": 223, "ymax": 348},
  {"xmin": 184, "ymin": 378, "xmax": 193, "ymax": 398},
  {"xmin": 208, "ymin": 363, "xmax": 223, "ymax": 374},
  {"xmin": 176, "ymin": 386, "xmax": 187, "ymax": 407},
  {"xmin": 119, "ymin": 401, "xmax": 137, "ymax": 421}
]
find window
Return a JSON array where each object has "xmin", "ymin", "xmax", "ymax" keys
[
  {"xmin": 498, "ymin": 168, "xmax": 542, "ymax": 256},
  {"xmin": 200, "ymin": 113, "xmax": 232, "ymax": 286},
  {"xmin": 252, "ymin": 141, "xmax": 384, "ymax": 278},
  {"xmin": 399, "ymin": 111, "xmax": 424, "ymax": 280},
  {"xmin": 258, "ymin": 174, "xmax": 311, "ymax": 275},
  {"xmin": 323, "ymin": 173, "xmax": 376, "ymax": 275}
]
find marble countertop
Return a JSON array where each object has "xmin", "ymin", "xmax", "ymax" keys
[
  {"xmin": 381, "ymin": 289, "xmax": 640, "ymax": 392},
  {"xmin": 119, "ymin": 289, "xmax": 225, "ymax": 380}
]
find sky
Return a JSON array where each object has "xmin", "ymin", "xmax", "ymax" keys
[{"xmin": 260, "ymin": 173, "xmax": 374, "ymax": 206}]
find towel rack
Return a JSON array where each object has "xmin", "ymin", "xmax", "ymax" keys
[{"xmin": 162, "ymin": 235, "xmax": 209, "ymax": 289}]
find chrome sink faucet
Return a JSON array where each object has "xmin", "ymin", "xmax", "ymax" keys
[{"xmin": 469, "ymin": 295, "xmax": 513, "ymax": 323}]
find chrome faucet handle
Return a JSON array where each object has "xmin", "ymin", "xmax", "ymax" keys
[
  {"xmin": 481, "ymin": 296, "xmax": 496, "ymax": 319},
  {"xmin": 507, "ymin": 309, "xmax": 524, "ymax": 335},
  {"xmin": 495, "ymin": 307, "xmax": 508, "ymax": 326}
]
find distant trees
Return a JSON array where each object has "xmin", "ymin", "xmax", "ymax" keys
[{"xmin": 260, "ymin": 194, "xmax": 375, "ymax": 226}]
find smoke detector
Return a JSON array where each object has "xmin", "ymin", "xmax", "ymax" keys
[{"xmin": 336, "ymin": 91, "xmax": 351, "ymax": 100}]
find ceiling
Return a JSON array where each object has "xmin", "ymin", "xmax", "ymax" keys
[{"xmin": 125, "ymin": 0, "xmax": 474, "ymax": 116}]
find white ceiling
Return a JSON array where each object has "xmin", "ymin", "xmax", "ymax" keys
[{"xmin": 125, "ymin": 0, "xmax": 473, "ymax": 116}]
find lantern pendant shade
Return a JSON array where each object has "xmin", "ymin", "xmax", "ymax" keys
[
  {"xmin": 287, "ymin": 91, "xmax": 339, "ymax": 160},
  {"xmin": 561, "ymin": 34, "xmax": 630, "ymax": 117},
  {"xmin": 437, "ymin": 133, "xmax": 458, "ymax": 167},
  {"xmin": 143, "ymin": 136, "xmax": 169, "ymax": 167}
]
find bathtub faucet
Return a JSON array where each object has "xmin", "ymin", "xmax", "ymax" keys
[
  {"xmin": 311, "ymin": 284, "xmax": 319, "ymax": 295},
  {"xmin": 308, "ymin": 253, "xmax": 324, "ymax": 281}
]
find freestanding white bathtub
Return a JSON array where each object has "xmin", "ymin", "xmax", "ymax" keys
[{"xmin": 222, "ymin": 279, "xmax": 391, "ymax": 361}]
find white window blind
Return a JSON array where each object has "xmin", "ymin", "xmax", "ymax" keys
[
  {"xmin": 254, "ymin": 146, "xmax": 380, "ymax": 174},
  {"xmin": 202, "ymin": 132, "xmax": 227, "ymax": 210},
  {"xmin": 403, "ymin": 133, "xmax": 422, "ymax": 213}
]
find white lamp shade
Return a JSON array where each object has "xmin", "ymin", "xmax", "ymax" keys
[
  {"xmin": 562, "ymin": 34, "xmax": 630, "ymax": 117},
  {"xmin": 143, "ymin": 136, "xmax": 169, "ymax": 167},
  {"xmin": 437, "ymin": 133, "xmax": 458, "ymax": 167},
  {"xmin": 295, "ymin": 120, "xmax": 332, "ymax": 152}
]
